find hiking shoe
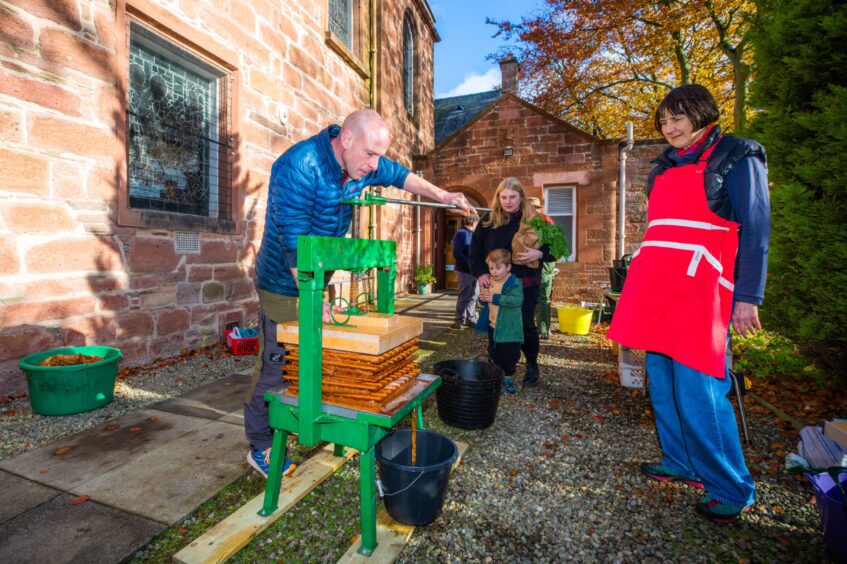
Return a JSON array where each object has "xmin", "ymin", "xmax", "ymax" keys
[
  {"xmin": 503, "ymin": 377, "xmax": 517, "ymax": 395},
  {"xmin": 695, "ymin": 496, "xmax": 753, "ymax": 524},
  {"xmin": 640, "ymin": 462, "xmax": 704, "ymax": 489},
  {"xmin": 247, "ymin": 448, "xmax": 296, "ymax": 479},
  {"xmin": 522, "ymin": 364, "xmax": 540, "ymax": 388}
]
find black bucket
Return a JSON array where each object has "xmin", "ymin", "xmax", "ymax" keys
[
  {"xmin": 609, "ymin": 266, "xmax": 627, "ymax": 292},
  {"xmin": 434, "ymin": 360, "xmax": 504, "ymax": 430},
  {"xmin": 376, "ymin": 429, "xmax": 458, "ymax": 526}
]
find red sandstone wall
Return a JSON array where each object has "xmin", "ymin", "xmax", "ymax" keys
[
  {"xmin": 0, "ymin": 0, "xmax": 436, "ymax": 394},
  {"xmin": 420, "ymin": 95, "xmax": 622, "ymax": 304}
]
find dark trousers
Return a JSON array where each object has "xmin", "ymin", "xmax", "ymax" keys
[
  {"xmin": 455, "ymin": 271, "xmax": 479, "ymax": 323},
  {"xmin": 244, "ymin": 290, "xmax": 298, "ymax": 452},
  {"xmin": 487, "ymin": 327, "xmax": 521, "ymax": 377},
  {"xmin": 244, "ymin": 310, "xmax": 285, "ymax": 451},
  {"xmin": 520, "ymin": 284, "xmax": 541, "ymax": 366}
]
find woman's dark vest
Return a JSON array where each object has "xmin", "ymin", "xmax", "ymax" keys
[{"xmin": 646, "ymin": 127, "xmax": 766, "ymax": 222}]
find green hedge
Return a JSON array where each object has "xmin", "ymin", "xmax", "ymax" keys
[{"xmin": 747, "ymin": 0, "xmax": 847, "ymax": 375}]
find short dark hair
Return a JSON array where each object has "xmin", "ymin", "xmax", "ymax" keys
[
  {"xmin": 486, "ymin": 248, "xmax": 511, "ymax": 267},
  {"xmin": 654, "ymin": 84, "xmax": 720, "ymax": 133},
  {"xmin": 462, "ymin": 215, "xmax": 478, "ymax": 226}
]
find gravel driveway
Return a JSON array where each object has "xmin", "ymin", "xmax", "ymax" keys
[
  {"xmin": 399, "ymin": 328, "xmax": 829, "ymax": 563},
  {"xmin": 1, "ymin": 330, "xmax": 832, "ymax": 562}
]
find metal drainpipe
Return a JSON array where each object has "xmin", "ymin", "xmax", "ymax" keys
[
  {"xmin": 618, "ymin": 122, "xmax": 634, "ymax": 260},
  {"xmin": 368, "ymin": 0, "xmax": 378, "ymax": 110},
  {"xmin": 416, "ymin": 194, "xmax": 421, "ymax": 266},
  {"xmin": 367, "ymin": 0, "xmax": 378, "ymax": 299},
  {"xmin": 367, "ymin": 0, "xmax": 378, "ymax": 234}
]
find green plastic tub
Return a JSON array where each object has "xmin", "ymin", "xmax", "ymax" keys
[{"xmin": 19, "ymin": 346, "xmax": 122, "ymax": 416}]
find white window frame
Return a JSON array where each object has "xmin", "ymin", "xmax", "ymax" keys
[{"xmin": 545, "ymin": 185, "xmax": 576, "ymax": 262}]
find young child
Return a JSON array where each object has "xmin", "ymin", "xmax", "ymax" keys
[{"xmin": 476, "ymin": 249, "xmax": 524, "ymax": 394}]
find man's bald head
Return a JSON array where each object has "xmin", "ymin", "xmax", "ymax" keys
[
  {"xmin": 342, "ymin": 109, "xmax": 390, "ymax": 147},
  {"xmin": 335, "ymin": 109, "xmax": 391, "ymax": 180}
]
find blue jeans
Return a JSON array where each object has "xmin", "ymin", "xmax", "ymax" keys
[{"xmin": 646, "ymin": 352, "xmax": 755, "ymax": 507}]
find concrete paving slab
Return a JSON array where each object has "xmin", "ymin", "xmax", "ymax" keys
[
  {"xmin": 71, "ymin": 419, "xmax": 247, "ymax": 525},
  {"xmin": 396, "ymin": 292, "xmax": 457, "ymax": 341},
  {"xmin": 0, "ymin": 493, "xmax": 164, "ymax": 564},
  {"xmin": 0, "ymin": 471, "xmax": 61, "ymax": 525},
  {"xmin": 0, "ymin": 409, "xmax": 210, "ymax": 491},
  {"xmin": 152, "ymin": 370, "xmax": 252, "ymax": 421},
  {"xmin": 219, "ymin": 408, "xmax": 244, "ymax": 426}
]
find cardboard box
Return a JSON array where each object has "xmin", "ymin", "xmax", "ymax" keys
[{"xmin": 824, "ymin": 419, "xmax": 847, "ymax": 449}]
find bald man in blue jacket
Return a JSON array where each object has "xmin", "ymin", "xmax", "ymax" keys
[{"xmin": 246, "ymin": 109, "xmax": 474, "ymax": 478}]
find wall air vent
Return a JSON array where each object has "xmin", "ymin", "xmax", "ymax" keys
[{"xmin": 175, "ymin": 231, "xmax": 200, "ymax": 254}]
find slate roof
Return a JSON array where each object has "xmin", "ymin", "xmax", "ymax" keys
[{"xmin": 433, "ymin": 89, "xmax": 501, "ymax": 146}]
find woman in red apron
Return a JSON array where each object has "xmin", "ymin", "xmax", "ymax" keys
[{"xmin": 608, "ymin": 85, "xmax": 770, "ymax": 524}]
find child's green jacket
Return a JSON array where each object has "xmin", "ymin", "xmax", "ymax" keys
[{"xmin": 475, "ymin": 274, "xmax": 524, "ymax": 343}]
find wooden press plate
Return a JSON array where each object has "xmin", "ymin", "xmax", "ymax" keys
[{"xmin": 277, "ymin": 313, "xmax": 423, "ymax": 355}]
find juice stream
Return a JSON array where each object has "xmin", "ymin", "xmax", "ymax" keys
[{"xmin": 411, "ymin": 413, "xmax": 417, "ymax": 466}]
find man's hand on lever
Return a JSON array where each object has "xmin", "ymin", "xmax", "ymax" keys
[{"xmin": 403, "ymin": 172, "xmax": 477, "ymax": 217}]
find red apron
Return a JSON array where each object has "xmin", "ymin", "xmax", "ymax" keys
[{"xmin": 607, "ymin": 142, "xmax": 739, "ymax": 378}]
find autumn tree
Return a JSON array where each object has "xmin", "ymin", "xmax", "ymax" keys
[{"xmin": 490, "ymin": 0, "xmax": 755, "ymax": 138}]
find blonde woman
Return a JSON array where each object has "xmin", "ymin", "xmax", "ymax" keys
[{"xmin": 469, "ymin": 177, "xmax": 555, "ymax": 389}]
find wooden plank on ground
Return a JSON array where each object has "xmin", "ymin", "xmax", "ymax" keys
[
  {"xmin": 277, "ymin": 315, "xmax": 423, "ymax": 355},
  {"xmin": 174, "ymin": 444, "xmax": 356, "ymax": 564},
  {"xmin": 337, "ymin": 441, "xmax": 469, "ymax": 564}
]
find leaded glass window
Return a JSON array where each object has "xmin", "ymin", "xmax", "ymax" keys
[
  {"xmin": 329, "ymin": 0, "xmax": 353, "ymax": 50},
  {"xmin": 127, "ymin": 23, "xmax": 230, "ymax": 219},
  {"xmin": 403, "ymin": 15, "xmax": 415, "ymax": 116}
]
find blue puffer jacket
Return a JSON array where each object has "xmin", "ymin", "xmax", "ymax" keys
[{"xmin": 255, "ymin": 124, "xmax": 411, "ymax": 296}]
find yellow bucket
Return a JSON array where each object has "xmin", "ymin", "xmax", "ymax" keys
[{"xmin": 557, "ymin": 307, "xmax": 593, "ymax": 335}]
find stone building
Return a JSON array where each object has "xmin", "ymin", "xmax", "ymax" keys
[
  {"xmin": 0, "ymin": 0, "xmax": 439, "ymax": 394},
  {"xmin": 418, "ymin": 56, "xmax": 663, "ymax": 303}
]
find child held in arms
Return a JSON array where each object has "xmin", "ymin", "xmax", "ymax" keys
[{"xmin": 476, "ymin": 249, "xmax": 524, "ymax": 395}]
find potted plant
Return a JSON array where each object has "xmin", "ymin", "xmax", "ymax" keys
[{"xmin": 414, "ymin": 264, "xmax": 437, "ymax": 295}]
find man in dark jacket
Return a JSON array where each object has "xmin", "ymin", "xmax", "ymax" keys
[
  {"xmin": 246, "ymin": 109, "xmax": 473, "ymax": 478},
  {"xmin": 452, "ymin": 215, "xmax": 479, "ymax": 329}
]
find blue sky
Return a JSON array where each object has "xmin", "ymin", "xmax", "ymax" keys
[{"xmin": 430, "ymin": 0, "xmax": 546, "ymax": 98}]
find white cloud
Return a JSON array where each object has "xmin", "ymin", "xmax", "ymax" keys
[{"xmin": 438, "ymin": 68, "xmax": 500, "ymax": 98}]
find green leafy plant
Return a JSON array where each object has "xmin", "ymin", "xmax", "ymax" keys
[
  {"xmin": 525, "ymin": 216, "xmax": 571, "ymax": 260},
  {"xmin": 414, "ymin": 264, "xmax": 436, "ymax": 286},
  {"xmin": 732, "ymin": 329, "xmax": 824, "ymax": 383}
]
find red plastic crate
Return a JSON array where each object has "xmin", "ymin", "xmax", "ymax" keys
[{"xmin": 225, "ymin": 330, "xmax": 259, "ymax": 355}]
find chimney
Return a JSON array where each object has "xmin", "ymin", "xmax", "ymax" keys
[{"xmin": 499, "ymin": 54, "xmax": 519, "ymax": 95}]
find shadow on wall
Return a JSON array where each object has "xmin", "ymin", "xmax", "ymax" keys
[{"xmin": 0, "ymin": 2, "xmax": 263, "ymax": 396}]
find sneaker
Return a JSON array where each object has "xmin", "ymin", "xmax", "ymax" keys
[
  {"xmin": 640, "ymin": 462, "xmax": 704, "ymax": 489},
  {"xmin": 503, "ymin": 377, "xmax": 516, "ymax": 395},
  {"xmin": 522, "ymin": 364, "xmax": 540, "ymax": 388},
  {"xmin": 695, "ymin": 495, "xmax": 753, "ymax": 524},
  {"xmin": 247, "ymin": 448, "xmax": 296, "ymax": 479},
  {"xmin": 539, "ymin": 333, "xmax": 550, "ymax": 340},
  {"xmin": 452, "ymin": 320, "xmax": 466, "ymax": 330}
]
